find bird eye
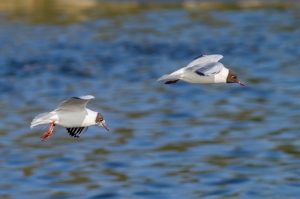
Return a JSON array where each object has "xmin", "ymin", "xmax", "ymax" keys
[{"xmin": 231, "ymin": 75, "xmax": 236, "ymax": 79}]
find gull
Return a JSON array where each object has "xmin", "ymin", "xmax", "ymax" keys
[
  {"xmin": 30, "ymin": 95, "xmax": 109, "ymax": 141},
  {"xmin": 157, "ymin": 54, "xmax": 244, "ymax": 86}
]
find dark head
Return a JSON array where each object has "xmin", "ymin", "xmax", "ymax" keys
[
  {"xmin": 95, "ymin": 113, "xmax": 109, "ymax": 131},
  {"xmin": 226, "ymin": 70, "xmax": 244, "ymax": 86}
]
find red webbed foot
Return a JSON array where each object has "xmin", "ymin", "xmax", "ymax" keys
[
  {"xmin": 41, "ymin": 122, "xmax": 56, "ymax": 141},
  {"xmin": 165, "ymin": 79, "xmax": 179, "ymax": 84}
]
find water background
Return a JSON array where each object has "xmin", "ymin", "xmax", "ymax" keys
[{"xmin": 1, "ymin": 1, "xmax": 300, "ymax": 198}]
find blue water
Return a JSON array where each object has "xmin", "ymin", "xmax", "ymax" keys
[{"xmin": 1, "ymin": 3, "xmax": 300, "ymax": 199}]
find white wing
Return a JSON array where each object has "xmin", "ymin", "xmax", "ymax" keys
[
  {"xmin": 186, "ymin": 54, "xmax": 223, "ymax": 69},
  {"xmin": 185, "ymin": 54, "xmax": 224, "ymax": 76},
  {"xmin": 193, "ymin": 62, "xmax": 223, "ymax": 76},
  {"xmin": 56, "ymin": 95, "xmax": 95, "ymax": 111}
]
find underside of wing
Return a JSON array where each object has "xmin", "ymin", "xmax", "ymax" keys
[
  {"xmin": 66, "ymin": 127, "xmax": 88, "ymax": 138},
  {"xmin": 186, "ymin": 54, "xmax": 223, "ymax": 69},
  {"xmin": 194, "ymin": 62, "xmax": 223, "ymax": 76},
  {"xmin": 56, "ymin": 95, "xmax": 94, "ymax": 111}
]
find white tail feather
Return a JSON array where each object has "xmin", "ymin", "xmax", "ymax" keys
[
  {"xmin": 30, "ymin": 112, "xmax": 56, "ymax": 129},
  {"xmin": 34, "ymin": 123, "xmax": 51, "ymax": 130}
]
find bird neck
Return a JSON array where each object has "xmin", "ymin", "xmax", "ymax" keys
[
  {"xmin": 84, "ymin": 109, "xmax": 98, "ymax": 125},
  {"xmin": 214, "ymin": 67, "xmax": 229, "ymax": 83}
]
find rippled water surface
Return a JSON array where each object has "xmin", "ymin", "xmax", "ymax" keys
[{"xmin": 1, "ymin": 1, "xmax": 300, "ymax": 198}]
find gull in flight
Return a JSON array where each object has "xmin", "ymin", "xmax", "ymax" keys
[
  {"xmin": 157, "ymin": 54, "xmax": 244, "ymax": 86},
  {"xmin": 30, "ymin": 95, "xmax": 109, "ymax": 141}
]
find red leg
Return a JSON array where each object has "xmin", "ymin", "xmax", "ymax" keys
[
  {"xmin": 41, "ymin": 121, "xmax": 56, "ymax": 141},
  {"xmin": 165, "ymin": 79, "xmax": 180, "ymax": 84}
]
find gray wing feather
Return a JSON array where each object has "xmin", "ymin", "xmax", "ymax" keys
[
  {"xmin": 186, "ymin": 54, "xmax": 223, "ymax": 69},
  {"xmin": 194, "ymin": 62, "xmax": 223, "ymax": 76},
  {"xmin": 185, "ymin": 54, "xmax": 224, "ymax": 76},
  {"xmin": 56, "ymin": 95, "xmax": 94, "ymax": 111}
]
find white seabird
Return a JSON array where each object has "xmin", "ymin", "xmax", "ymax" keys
[
  {"xmin": 157, "ymin": 54, "xmax": 244, "ymax": 86},
  {"xmin": 30, "ymin": 95, "xmax": 109, "ymax": 141}
]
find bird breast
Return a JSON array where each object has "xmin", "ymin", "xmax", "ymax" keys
[
  {"xmin": 182, "ymin": 70, "xmax": 215, "ymax": 84},
  {"xmin": 55, "ymin": 109, "xmax": 97, "ymax": 127}
]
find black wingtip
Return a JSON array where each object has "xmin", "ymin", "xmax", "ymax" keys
[
  {"xmin": 194, "ymin": 55, "xmax": 206, "ymax": 60},
  {"xmin": 72, "ymin": 95, "xmax": 94, "ymax": 100},
  {"xmin": 66, "ymin": 128, "xmax": 82, "ymax": 138}
]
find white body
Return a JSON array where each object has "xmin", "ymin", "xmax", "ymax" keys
[
  {"xmin": 180, "ymin": 66, "xmax": 229, "ymax": 84},
  {"xmin": 30, "ymin": 95, "xmax": 101, "ymax": 129},
  {"xmin": 54, "ymin": 108, "xmax": 97, "ymax": 127},
  {"xmin": 157, "ymin": 54, "xmax": 229, "ymax": 84},
  {"xmin": 31, "ymin": 108, "xmax": 98, "ymax": 128}
]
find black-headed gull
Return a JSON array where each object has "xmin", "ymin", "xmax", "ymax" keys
[
  {"xmin": 30, "ymin": 95, "xmax": 109, "ymax": 141},
  {"xmin": 157, "ymin": 54, "xmax": 244, "ymax": 86}
]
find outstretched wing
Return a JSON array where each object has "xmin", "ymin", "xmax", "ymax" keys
[
  {"xmin": 66, "ymin": 127, "xmax": 89, "ymax": 138},
  {"xmin": 185, "ymin": 54, "xmax": 224, "ymax": 76},
  {"xmin": 194, "ymin": 62, "xmax": 223, "ymax": 76},
  {"xmin": 56, "ymin": 95, "xmax": 94, "ymax": 111},
  {"xmin": 186, "ymin": 54, "xmax": 223, "ymax": 69}
]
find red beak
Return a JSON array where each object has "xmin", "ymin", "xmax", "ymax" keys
[
  {"xmin": 237, "ymin": 81, "xmax": 244, "ymax": 86},
  {"xmin": 102, "ymin": 123, "xmax": 109, "ymax": 131}
]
